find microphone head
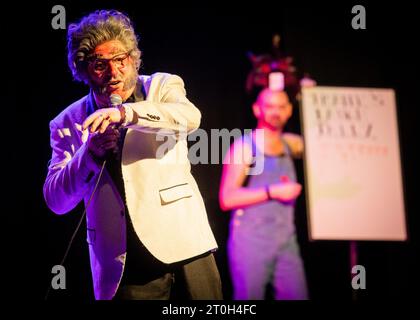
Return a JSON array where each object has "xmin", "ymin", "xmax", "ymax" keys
[{"xmin": 109, "ymin": 94, "xmax": 123, "ymax": 107}]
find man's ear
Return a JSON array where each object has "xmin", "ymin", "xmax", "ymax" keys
[
  {"xmin": 252, "ymin": 103, "xmax": 261, "ymax": 118},
  {"xmin": 285, "ymin": 102, "xmax": 293, "ymax": 120}
]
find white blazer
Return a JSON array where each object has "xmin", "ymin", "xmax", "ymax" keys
[{"xmin": 43, "ymin": 73, "xmax": 218, "ymax": 300}]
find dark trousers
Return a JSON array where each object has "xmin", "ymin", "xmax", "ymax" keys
[{"xmin": 114, "ymin": 252, "xmax": 223, "ymax": 300}]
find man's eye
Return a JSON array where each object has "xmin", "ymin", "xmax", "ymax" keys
[
  {"xmin": 94, "ymin": 62, "xmax": 106, "ymax": 70},
  {"xmin": 114, "ymin": 57, "xmax": 126, "ymax": 65}
]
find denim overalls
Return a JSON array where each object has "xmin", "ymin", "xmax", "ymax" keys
[{"xmin": 228, "ymin": 134, "xmax": 308, "ymax": 300}]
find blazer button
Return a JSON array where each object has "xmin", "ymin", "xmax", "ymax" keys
[{"xmin": 120, "ymin": 210, "xmax": 125, "ymax": 216}]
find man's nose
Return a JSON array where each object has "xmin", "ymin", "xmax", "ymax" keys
[{"xmin": 108, "ymin": 61, "xmax": 119, "ymax": 77}]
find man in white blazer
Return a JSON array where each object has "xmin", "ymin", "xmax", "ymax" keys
[{"xmin": 43, "ymin": 10, "xmax": 221, "ymax": 300}]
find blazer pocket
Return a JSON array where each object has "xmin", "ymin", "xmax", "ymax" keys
[{"xmin": 159, "ymin": 183, "xmax": 193, "ymax": 205}]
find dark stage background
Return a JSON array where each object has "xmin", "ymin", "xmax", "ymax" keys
[{"xmin": 7, "ymin": 1, "xmax": 419, "ymax": 302}]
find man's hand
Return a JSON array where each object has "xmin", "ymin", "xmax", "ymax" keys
[
  {"xmin": 269, "ymin": 182, "xmax": 302, "ymax": 203},
  {"xmin": 283, "ymin": 132, "xmax": 304, "ymax": 158},
  {"xmin": 87, "ymin": 128, "xmax": 120, "ymax": 160},
  {"xmin": 83, "ymin": 107, "xmax": 123, "ymax": 133}
]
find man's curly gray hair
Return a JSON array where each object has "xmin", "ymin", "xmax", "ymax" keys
[{"xmin": 67, "ymin": 10, "xmax": 142, "ymax": 84}]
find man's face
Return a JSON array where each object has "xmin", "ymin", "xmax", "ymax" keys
[
  {"xmin": 87, "ymin": 39, "xmax": 138, "ymax": 106},
  {"xmin": 254, "ymin": 90, "xmax": 292, "ymax": 130}
]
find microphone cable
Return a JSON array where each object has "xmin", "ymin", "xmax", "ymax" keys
[
  {"xmin": 44, "ymin": 159, "xmax": 107, "ymax": 300},
  {"xmin": 46, "ymin": 94, "xmax": 123, "ymax": 300}
]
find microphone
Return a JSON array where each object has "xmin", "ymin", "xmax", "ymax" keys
[
  {"xmin": 109, "ymin": 93, "xmax": 123, "ymax": 108},
  {"xmin": 108, "ymin": 94, "xmax": 123, "ymax": 131},
  {"xmin": 108, "ymin": 94, "xmax": 124, "ymax": 157}
]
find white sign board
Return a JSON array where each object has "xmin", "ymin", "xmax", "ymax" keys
[{"xmin": 301, "ymin": 87, "xmax": 407, "ymax": 240}]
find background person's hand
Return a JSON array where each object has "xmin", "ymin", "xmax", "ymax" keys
[
  {"xmin": 268, "ymin": 181, "xmax": 302, "ymax": 203},
  {"xmin": 87, "ymin": 128, "xmax": 120, "ymax": 160}
]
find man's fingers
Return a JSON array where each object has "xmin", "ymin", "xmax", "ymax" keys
[
  {"xmin": 99, "ymin": 119, "xmax": 111, "ymax": 134},
  {"xmin": 102, "ymin": 136, "xmax": 118, "ymax": 144},
  {"xmin": 83, "ymin": 112, "xmax": 99, "ymax": 131},
  {"xmin": 83, "ymin": 108, "xmax": 119, "ymax": 131},
  {"xmin": 101, "ymin": 141, "xmax": 118, "ymax": 150},
  {"xmin": 99, "ymin": 127, "xmax": 119, "ymax": 136},
  {"xmin": 83, "ymin": 112, "xmax": 113, "ymax": 132},
  {"xmin": 92, "ymin": 134, "xmax": 118, "ymax": 145},
  {"xmin": 91, "ymin": 129, "xmax": 119, "ymax": 141},
  {"xmin": 90, "ymin": 115, "xmax": 106, "ymax": 133}
]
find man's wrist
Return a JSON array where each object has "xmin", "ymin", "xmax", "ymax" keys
[
  {"xmin": 118, "ymin": 104, "xmax": 133, "ymax": 127},
  {"xmin": 118, "ymin": 105, "xmax": 126, "ymax": 124}
]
